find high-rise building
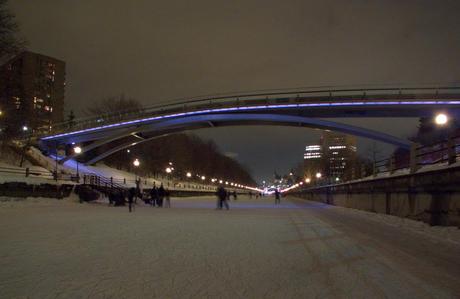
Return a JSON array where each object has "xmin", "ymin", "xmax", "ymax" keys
[
  {"xmin": 321, "ymin": 131, "xmax": 357, "ymax": 180},
  {"xmin": 303, "ymin": 132, "xmax": 357, "ymax": 182},
  {"xmin": 0, "ymin": 51, "xmax": 65, "ymax": 135},
  {"xmin": 303, "ymin": 144, "xmax": 323, "ymax": 178}
]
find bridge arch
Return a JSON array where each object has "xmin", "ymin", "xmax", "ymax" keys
[{"xmin": 65, "ymin": 113, "xmax": 412, "ymax": 165}]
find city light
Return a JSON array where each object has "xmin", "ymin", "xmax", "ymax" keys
[
  {"xmin": 22, "ymin": 126, "xmax": 28, "ymax": 132},
  {"xmin": 165, "ymin": 167, "xmax": 172, "ymax": 173},
  {"xmin": 316, "ymin": 172, "xmax": 322, "ymax": 179},
  {"xmin": 73, "ymin": 146, "xmax": 82, "ymax": 154},
  {"xmin": 169, "ymin": 161, "xmax": 173, "ymax": 165},
  {"xmin": 0, "ymin": 110, "xmax": 2, "ymax": 116},
  {"xmin": 305, "ymin": 178, "xmax": 311, "ymax": 183},
  {"xmin": 435, "ymin": 113, "xmax": 448, "ymax": 125},
  {"xmin": 133, "ymin": 158, "xmax": 140, "ymax": 167},
  {"xmin": 126, "ymin": 149, "xmax": 130, "ymax": 153},
  {"xmin": 186, "ymin": 172, "xmax": 192, "ymax": 178},
  {"xmin": 201, "ymin": 176, "xmax": 206, "ymax": 180},
  {"xmin": 225, "ymin": 181, "xmax": 228, "ymax": 185},
  {"xmin": 335, "ymin": 177, "xmax": 340, "ymax": 182},
  {"xmin": 219, "ymin": 180, "xmax": 223, "ymax": 184}
]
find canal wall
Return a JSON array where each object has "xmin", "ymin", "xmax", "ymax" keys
[{"xmin": 290, "ymin": 166, "xmax": 460, "ymax": 227}]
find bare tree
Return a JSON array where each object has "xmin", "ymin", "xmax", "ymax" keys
[
  {"xmin": 85, "ymin": 94, "xmax": 143, "ymax": 116},
  {"xmin": 0, "ymin": 0, "xmax": 26, "ymax": 58}
]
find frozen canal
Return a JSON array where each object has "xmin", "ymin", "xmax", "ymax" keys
[{"xmin": 0, "ymin": 195, "xmax": 459, "ymax": 298}]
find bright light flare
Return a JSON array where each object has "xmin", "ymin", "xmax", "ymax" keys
[
  {"xmin": 435, "ymin": 113, "xmax": 448, "ymax": 125},
  {"xmin": 73, "ymin": 146, "xmax": 82, "ymax": 154},
  {"xmin": 133, "ymin": 159, "xmax": 140, "ymax": 167}
]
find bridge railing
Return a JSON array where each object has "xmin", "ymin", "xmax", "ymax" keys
[
  {"xmin": 371, "ymin": 134, "xmax": 460, "ymax": 177},
  {"xmin": 39, "ymin": 85, "xmax": 460, "ymax": 139}
]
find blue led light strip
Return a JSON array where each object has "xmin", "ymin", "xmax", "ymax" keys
[{"xmin": 41, "ymin": 99, "xmax": 460, "ymax": 141}]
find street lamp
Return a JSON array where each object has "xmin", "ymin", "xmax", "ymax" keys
[
  {"xmin": 22, "ymin": 125, "xmax": 28, "ymax": 132},
  {"xmin": 186, "ymin": 172, "xmax": 192, "ymax": 178},
  {"xmin": 133, "ymin": 158, "xmax": 140, "ymax": 190},
  {"xmin": 165, "ymin": 167, "xmax": 172, "ymax": 173},
  {"xmin": 133, "ymin": 159, "xmax": 140, "ymax": 167},
  {"xmin": 435, "ymin": 113, "xmax": 448, "ymax": 126},
  {"xmin": 305, "ymin": 178, "xmax": 311, "ymax": 183},
  {"xmin": 201, "ymin": 175, "xmax": 206, "ymax": 181},
  {"xmin": 73, "ymin": 146, "xmax": 82, "ymax": 182},
  {"xmin": 315, "ymin": 172, "xmax": 322, "ymax": 179}
]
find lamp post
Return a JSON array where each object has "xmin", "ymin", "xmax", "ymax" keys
[
  {"xmin": 19, "ymin": 125, "xmax": 30, "ymax": 168},
  {"xmin": 73, "ymin": 146, "xmax": 82, "ymax": 182},
  {"xmin": 165, "ymin": 167, "xmax": 173, "ymax": 187},
  {"xmin": 133, "ymin": 158, "xmax": 140, "ymax": 192}
]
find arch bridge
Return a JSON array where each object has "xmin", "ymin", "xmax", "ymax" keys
[{"xmin": 37, "ymin": 85, "xmax": 460, "ymax": 164}]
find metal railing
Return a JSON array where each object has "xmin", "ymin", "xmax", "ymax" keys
[
  {"xmin": 371, "ymin": 134, "xmax": 460, "ymax": 177},
  {"xmin": 80, "ymin": 172, "xmax": 218, "ymax": 193},
  {"xmin": 38, "ymin": 85, "xmax": 460, "ymax": 139},
  {"xmin": 0, "ymin": 165, "xmax": 76, "ymax": 182}
]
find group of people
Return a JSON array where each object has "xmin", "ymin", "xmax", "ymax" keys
[
  {"xmin": 148, "ymin": 183, "xmax": 170, "ymax": 208},
  {"xmin": 107, "ymin": 183, "xmax": 171, "ymax": 213}
]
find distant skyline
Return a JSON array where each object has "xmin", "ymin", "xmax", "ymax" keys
[{"xmin": 10, "ymin": 1, "xmax": 460, "ymax": 181}]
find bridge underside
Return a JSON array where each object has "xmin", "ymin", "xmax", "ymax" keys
[{"xmin": 45, "ymin": 114, "xmax": 413, "ymax": 165}]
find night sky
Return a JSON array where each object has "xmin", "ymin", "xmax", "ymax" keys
[{"xmin": 10, "ymin": 1, "xmax": 460, "ymax": 182}]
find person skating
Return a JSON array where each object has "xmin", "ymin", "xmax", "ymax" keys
[
  {"xmin": 158, "ymin": 183, "xmax": 165, "ymax": 207},
  {"xmin": 274, "ymin": 189, "xmax": 281, "ymax": 205},
  {"xmin": 164, "ymin": 188, "xmax": 171, "ymax": 208},
  {"xmin": 216, "ymin": 185, "xmax": 229, "ymax": 210},
  {"xmin": 150, "ymin": 184, "xmax": 159, "ymax": 207}
]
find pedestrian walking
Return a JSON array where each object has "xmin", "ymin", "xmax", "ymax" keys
[{"xmin": 128, "ymin": 187, "xmax": 135, "ymax": 212}]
